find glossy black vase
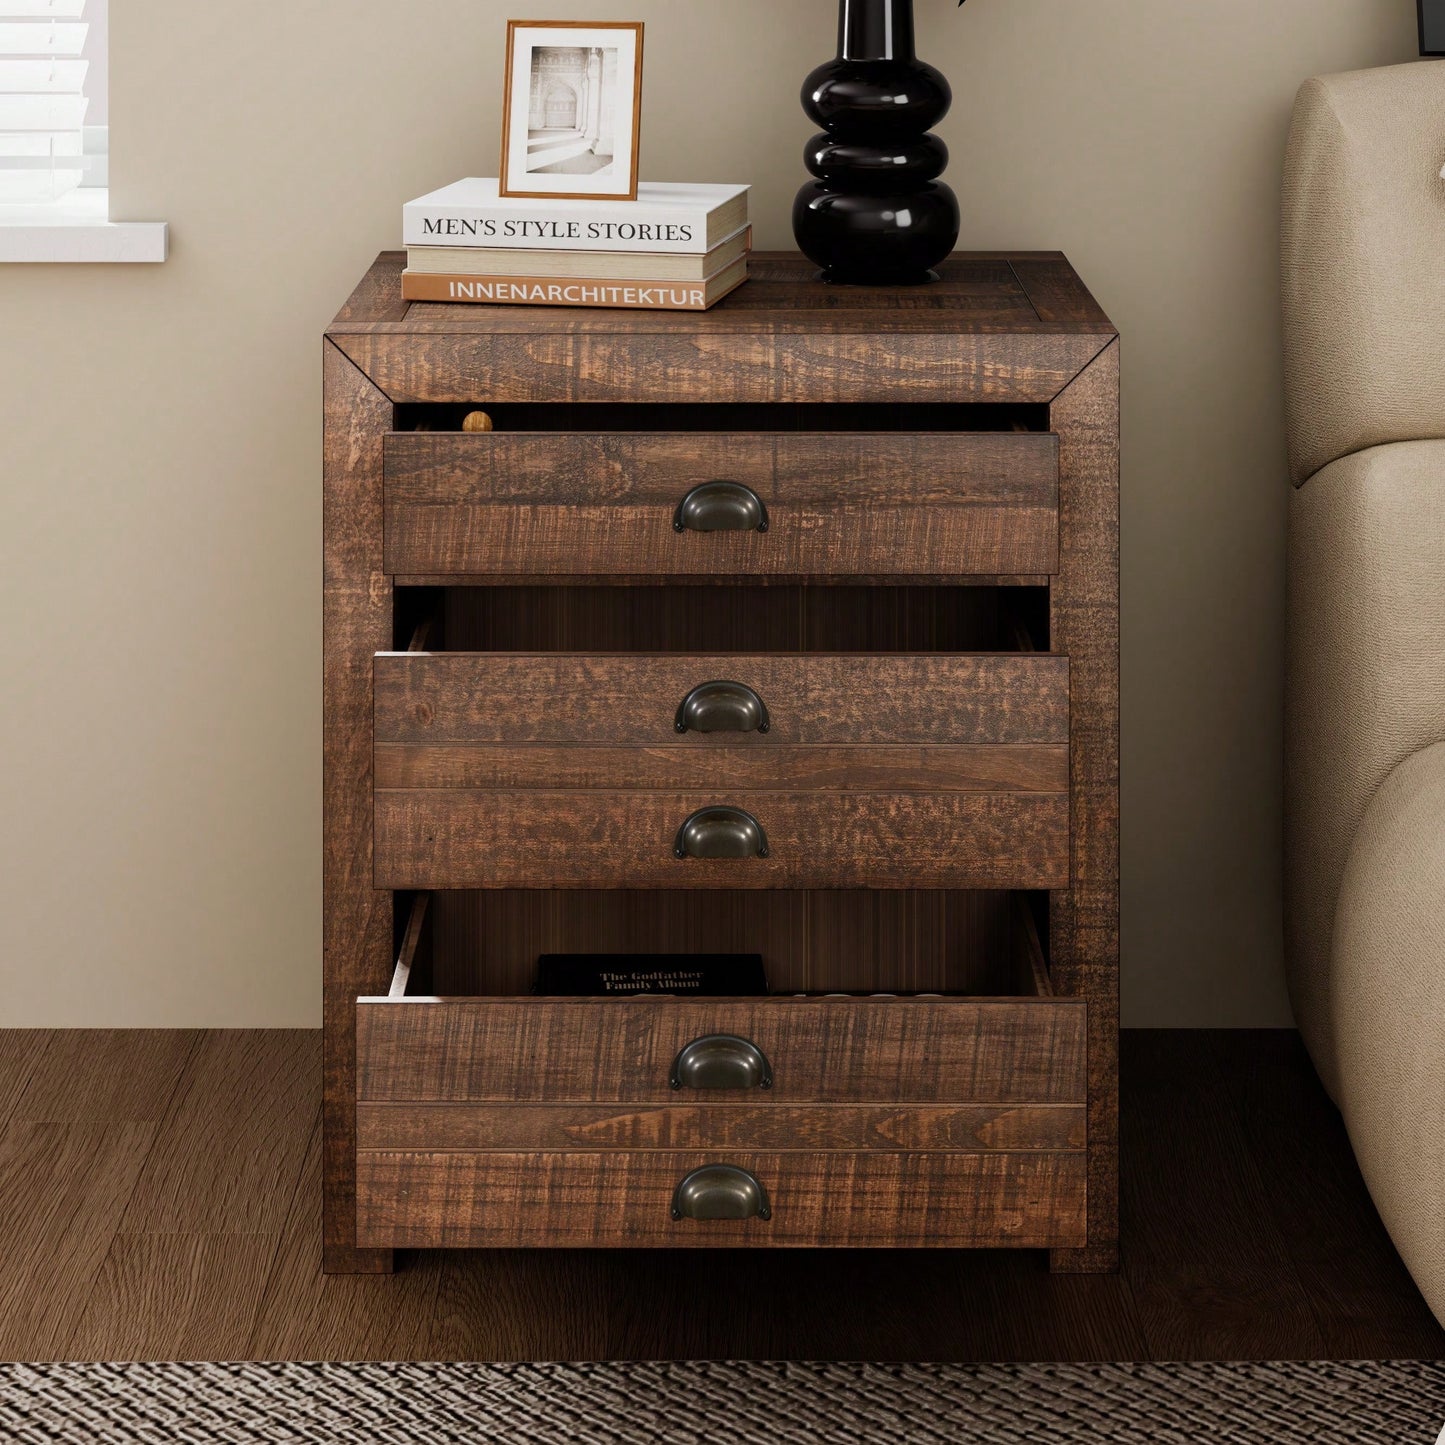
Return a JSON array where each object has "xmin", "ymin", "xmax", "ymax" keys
[{"xmin": 793, "ymin": 0, "xmax": 960, "ymax": 285}]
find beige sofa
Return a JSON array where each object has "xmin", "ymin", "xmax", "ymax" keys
[{"xmin": 1283, "ymin": 61, "xmax": 1445, "ymax": 1323}]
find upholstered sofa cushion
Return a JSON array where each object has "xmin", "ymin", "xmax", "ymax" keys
[
  {"xmin": 1282, "ymin": 63, "xmax": 1445, "ymax": 487},
  {"xmin": 1333, "ymin": 740, "xmax": 1445, "ymax": 1323},
  {"xmin": 1286, "ymin": 440, "xmax": 1445, "ymax": 1098}
]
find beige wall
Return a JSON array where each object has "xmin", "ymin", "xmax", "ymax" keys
[{"xmin": 0, "ymin": 1, "xmax": 1419, "ymax": 1027}]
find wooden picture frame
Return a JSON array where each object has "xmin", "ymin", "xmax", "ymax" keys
[{"xmin": 499, "ymin": 20, "xmax": 645, "ymax": 201}]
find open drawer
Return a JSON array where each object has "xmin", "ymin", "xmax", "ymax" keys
[
  {"xmin": 382, "ymin": 425, "xmax": 1059, "ymax": 582},
  {"xmin": 372, "ymin": 650, "xmax": 1071, "ymax": 891},
  {"xmin": 354, "ymin": 896, "xmax": 1088, "ymax": 1250}
]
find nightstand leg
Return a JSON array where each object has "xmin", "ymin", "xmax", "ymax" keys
[
  {"xmin": 324, "ymin": 1246, "xmax": 395, "ymax": 1276},
  {"xmin": 1051, "ymin": 1244, "xmax": 1120, "ymax": 1275}
]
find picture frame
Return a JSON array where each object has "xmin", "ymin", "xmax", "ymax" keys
[
  {"xmin": 499, "ymin": 20, "xmax": 645, "ymax": 201},
  {"xmin": 1422, "ymin": 0, "xmax": 1445, "ymax": 56}
]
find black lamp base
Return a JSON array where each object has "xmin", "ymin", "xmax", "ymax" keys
[
  {"xmin": 792, "ymin": 179, "xmax": 960, "ymax": 289},
  {"xmin": 793, "ymin": 2, "xmax": 960, "ymax": 287}
]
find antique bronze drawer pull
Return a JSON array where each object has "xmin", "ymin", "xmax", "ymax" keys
[
  {"xmin": 672, "ymin": 481, "xmax": 770, "ymax": 534},
  {"xmin": 673, "ymin": 807, "xmax": 770, "ymax": 860},
  {"xmin": 671, "ymin": 1164, "xmax": 772, "ymax": 1222},
  {"xmin": 670, "ymin": 1034, "xmax": 774, "ymax": 1092},
  {"xmin": 674, "ymin": 680, "xmax": 771, "ymax": 735}
]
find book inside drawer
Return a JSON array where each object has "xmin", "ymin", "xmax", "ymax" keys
[{"xmin": 354, "ymin": 896, "xmax": 1087, "ymax": 1251}]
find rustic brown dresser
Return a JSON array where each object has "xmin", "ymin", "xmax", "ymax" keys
[{"xmin": 323, "ymin": 251, "xmax": 1119, "ymax": 1274}]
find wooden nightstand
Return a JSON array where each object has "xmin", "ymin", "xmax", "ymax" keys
[{"xmin": 323, "ymin": 252, "xmax": 1119, "ymax": 1273}]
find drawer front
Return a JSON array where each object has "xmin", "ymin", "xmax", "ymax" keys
[
  {"xmin": 355, "ymin": 999, "xmax": 1087, "ymax": 1106},
  {"xmin": 382, "ymin": 431, "xmax": 1059, "ymax": 579},
  {"xmin": 355, "ymin": 1000, "xmax": 1088, "ymax": 1250},
  {"xmin": 374, "ymin": 654, "xmax": 1069, "ymax": 747},
  {"xmin": 357, "ymin": 1101, "xmax": 1087, "ymax": 1153},
  {"xmin": 373, "ymin": 652, "xmax": 1071, "ymax": 890},
  {"xmin": 355, "ymin": 1149, "xmax": 1088, "ymax": 1249},
  {"xmin": 374, "ymin": 788, "xmax": 1068, "ymax": 890}
]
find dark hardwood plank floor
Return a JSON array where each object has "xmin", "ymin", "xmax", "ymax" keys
[{"xmin": 0, "ymin": 1027, "xmax": 1437, "ymax": 1362}]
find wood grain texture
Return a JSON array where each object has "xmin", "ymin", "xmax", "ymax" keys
[
  {"xmin": 121, "ymin": 1031, "xmax": 318, "ymax": 1235},
  {"xmin": 12, "ymin": 1030, "xmax": 199, "ymax": 1124},
  {"xmin": 324, "ymin": 252, "xmax": 1118, "ymax": 1269},
  {"xmin": 383, "ymin": 431, "xmax": 1059, "ymax": 579},
  {"xmin": 1008, "ymin": 258, "xmax": 1114, "ymax": 328},
  {"xmin": 331, "ymin": 253, "xmax": 1117, "ymax": 336},
  {"xmin": 428, "ymin": 888, "xmax": 1019, "ymax": 998},
  {"xmin": 1120, "ymin": 1036, "xmax": 1325, "ymax": 1358},
  {"xmin": 357, "ymin": 1149, "xmax": 1087, "ymax": 1250},
  {"xmin": 373, "ymin": 654, "xmax": 1069, "ymax": 746},
  {"xmin": 441, "ymin": 582, "xmax": 1013, "ymax": 655},
  {"xmin": 323, "ymin": 339, "xmax": 398, "ymax": 1275},
  {"xmin": 328, "ymin": 252, "xmax": 1114, "ymax": 408},
  {"xmin": 67, "ymin": 1232, "xmax": 280, "ymax": 1361},
  {"xmin": 332, "ymin": 252, "xmax": 414, "ymax": 325},
  {"xmin": 355, "ymin": 999, "xmax": 1088, "ymax": 1106},
  {"xmin": 373, "ymin": 788, "xmax": 1070, "ymax": 890},
  {"xmin": 376, "ymin": 743, "xmax": 1069, "ymax": 794},
  {"xmin": 336, "ymin": 329, "xmax": 1111, "ymax": 407},
  {"xmin": 1046, "ymin": 340, "xmax": 1120, "ymax": 1275},
  {"xmin": 0, "ymin": 1028, "xmax": 1435, "ymax": 1361},
  {"xmin": 248, "ymin": 1115, "xmax": 445, "ymax": 1359},
  {"xmin": 357, "ymin": 1102, "xmax": 1087, "ymax": 1154},
  {"xmin": 0, "ymin": 1122, "xmax": 155, "ymax": 1358},
  {"xmin": 0, "ymin": 1030, "xmax": 52, "ymax": 1132}
]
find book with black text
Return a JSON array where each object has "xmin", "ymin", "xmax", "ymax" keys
[
  {"xmin": 406, "ymin": 225, "xmax": 751, "ymax": 282},
  {"xmin": 402, "ymin": 178, "xmax": 749, "ymax": 254}
]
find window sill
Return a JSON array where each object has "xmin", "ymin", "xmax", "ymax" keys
[{"xmin": 0, "ymin": 188, "xmax": 168, "ymax": 263}]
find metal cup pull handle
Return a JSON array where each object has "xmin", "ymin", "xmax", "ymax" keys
[
  {"xmin": 670, "ymin": 1035, "xmax": 774, "ymax": 1091},
  {"xmin": 673, "ymin": 807, "xmax": 769, "ymax": 860},
  {"xmin": 671, "ymin": 1165, "xmax": 772, "ymax": 1222},
  {"xmin": 674, "ymin": 680, "xmax": 771, "ymax": 735},
  {"xmin": 673, "ymin": 481, "xmax": 769, "ymax": 534}
]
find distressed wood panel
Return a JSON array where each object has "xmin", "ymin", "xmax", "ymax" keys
[
  {"xmin": 331, "ymin": 253, "xmax": 1113, "ymax": 336},
  {"xmin": 373, "ymin": 654, "xmax": 1069, "ymax": 746},
  {"xmin": 1048, "ymin": 341, "xmax": 1120, "ymax": 1274},
  {"xmin": 383, "ymin": 431, "xmax": 1058, "ymax": 579},
  {"xmin": 375, "ymin": 743, "xmax": 1069, "ymax": 794},
  {"xmin": 373, "ymin": 789, "xmax": 1070, "ymax": 891},
  {"xmin": 356, "ymin": 998, "xmax": 1088, "ymax": 1106},
  {"xmin": 322, "ymin": 341, "xmax": 397, "ymax": 1275},
  {"xmin": 355, "ymin": 1150, "xmax": 1088, "ymax": 1250},
  {"xmin": 356, "ymin": 1101, "xmax": 1087, "ymax": 1154},
  {"xmin": 338, "ymin": 330, "xmax": 1109, "ymax": 406}
]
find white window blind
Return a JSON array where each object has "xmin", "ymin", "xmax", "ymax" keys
[{"xmin": 0, "ymin": 0, "xmax": 89, "ymax": 204}]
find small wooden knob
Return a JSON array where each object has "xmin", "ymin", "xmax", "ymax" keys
[{"xmin": 462, "ymin": 411, "xmax": 494, "ymax": 433}]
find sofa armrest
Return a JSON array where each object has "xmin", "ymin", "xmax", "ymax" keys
[
  {"xmin": 1287, "ymin": 441, "xmax": 1445, "ymax": 1096},
  {"xmin": 1332, "ymin": 740, "xmax": 1445, "ymax": 1326}
]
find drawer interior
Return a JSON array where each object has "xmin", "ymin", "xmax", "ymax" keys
[
  {"xmin": 396, "ymin": 582, "xmax": 1050, "ymax": 655},
  {"xmin": 391, "ymin": 886, "xmax": 1053, "ymax": 1000},
  {"xmin": 395, "ymin": 401, "xmax": 1052, "ymax": 434}
]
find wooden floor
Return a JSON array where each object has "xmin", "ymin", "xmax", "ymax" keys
[{"xmin": 0, "ymin": 1028, "xmax": 1440, "ymax": 1362}]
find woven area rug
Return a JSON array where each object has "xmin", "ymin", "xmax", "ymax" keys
[{"xmin": 1, "ymin": 1360, "xmax": 1442, "ymax": 1443}]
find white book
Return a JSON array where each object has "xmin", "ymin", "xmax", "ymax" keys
[{"xmin": 403, "ymin": 178, "xmax": 750, "ymax": 255}]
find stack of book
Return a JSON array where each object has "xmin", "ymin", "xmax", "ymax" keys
[{"xmin": 401, "ymin": 178, "xmax": 751, "ymax": 313}]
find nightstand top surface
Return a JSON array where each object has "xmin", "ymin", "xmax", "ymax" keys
[{"xmin": 328, "ymin": 251, "xmax": 1115, "ymax": 338}]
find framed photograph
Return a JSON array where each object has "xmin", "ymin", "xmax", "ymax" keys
[
  {"xmin": 1422, "ymin": 0, "xmax": 1445, "ymax": 55},
  {"xmin": 500, "ymin": 20, "xmax": 645, "ymax": 201}
]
